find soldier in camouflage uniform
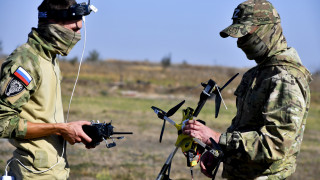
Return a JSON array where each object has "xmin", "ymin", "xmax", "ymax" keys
[
  {"xmin": 0, "ymin": 0, "xmax": 94, "ymax": 179},
  {"xmin": 183, "ymin": 0, "xmax": 312, "ymax": 179}
]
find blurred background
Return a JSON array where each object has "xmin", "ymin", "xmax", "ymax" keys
[
  {"xmin": 0, "ymin": 0, "xmax": 319, "ymax": 72},
  {"xmin": 0, "ymin": 1, "xmax": 319, "ymax": 180}
]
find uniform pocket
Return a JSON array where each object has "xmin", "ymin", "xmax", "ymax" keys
[{"xmin": 34, "ymin": 150, "xmax": 48, "ymax": 168}]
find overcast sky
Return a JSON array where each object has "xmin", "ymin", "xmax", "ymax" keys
[{"xmin": 1, "ymin": 0, "xmax": 319, "ymax": 72}]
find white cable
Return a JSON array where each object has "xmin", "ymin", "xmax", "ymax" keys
[
  {"xmin": 6, "ymin": 154, "xmax": 65, "ymax": 174},
  {"xmin": 66, "ymin": 16, "xmax": 86, "ymax": 123},
  {"xmin": 4, "ymin": 159, "xmax": 14, "ymax": 176},
  {"xmin": 5, "ymin": 17, "xmax": 87, "ymax": 175}
]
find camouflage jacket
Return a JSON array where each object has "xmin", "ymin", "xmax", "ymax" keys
[
  {"xmin": 219, "ymin": 48, "xmax": 312, "ymax": 180},
  {"xmin": 0, "ymin": 28, "xmax": 69, "ymax": 179}
]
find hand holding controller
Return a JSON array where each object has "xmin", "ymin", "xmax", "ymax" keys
[{"xmin": 82, "ymin": 121, "xmax": 133, "ymax": 148}]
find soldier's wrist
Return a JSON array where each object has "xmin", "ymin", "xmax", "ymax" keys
[{"xmin": 53, "ymin": 123, "xmax": 66, "ymax": 136}]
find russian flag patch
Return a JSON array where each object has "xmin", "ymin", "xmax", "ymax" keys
[{"xmin": 13, "ymin": 67, "xmax": 32, "ymax": 86}]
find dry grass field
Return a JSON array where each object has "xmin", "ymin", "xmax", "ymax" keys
[{"xmin": 0, "ymin": 59, "xmax": 319, "ymax": 180}]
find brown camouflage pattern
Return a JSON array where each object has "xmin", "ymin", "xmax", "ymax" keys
[
  {"xmin": 237, "ymin": 23, "xmax": 287, "ymax": 63},
  {"xmin": 256, "ymin": 23, "xmax": 287, "ymax": 61},
  {"xmin": 219, "ymin": 50, "xmax": 312, "ymax": 179},
  {"xmin": 220, "ymin": 0, "xmax": 281, "ymax": 38},
  {"xmin": 218, "ymin": 1, "xmax": 312, "ymax": 179}
]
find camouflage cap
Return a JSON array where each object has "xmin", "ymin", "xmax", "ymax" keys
[{"xmin": 220, "ymin": 0, "xmax": 281, "ymax": 38}]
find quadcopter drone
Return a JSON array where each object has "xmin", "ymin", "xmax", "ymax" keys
[{"xmin": 151, "ymin": 73, "xmax": 239, "ymax": 180}]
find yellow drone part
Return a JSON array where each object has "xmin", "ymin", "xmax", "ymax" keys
[
  {"xmin": 191, "ymin": 160, "xmax": 197, "ymax": 167},
  {"xmin": 174, "ymin": 107, "xmax": 198, "ymax": 154},
  {"xmin": 175, "ymin": 132, "xmax": 194, "ymax": 152}
]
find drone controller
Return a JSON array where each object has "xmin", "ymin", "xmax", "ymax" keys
[{"xmin": 82, "ymin": 121, "xmax": 132, "ymax": 148}]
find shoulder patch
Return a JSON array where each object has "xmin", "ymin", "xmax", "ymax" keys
[
  {"xmin": 5, "ymin": 78, "xmax": 25, "ymax": 97},
  {"xmin": 13, "ymin": 67, "xmax": 33, "ymax": 86}
]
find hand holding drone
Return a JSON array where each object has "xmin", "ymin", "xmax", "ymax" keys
[
  {"xmin": 82, "ymin": 121, "xmax": 133, "ymax": 148},
  {"xmin": 151, "ymin": 73, "xmax": 239, "ymax": 180}
]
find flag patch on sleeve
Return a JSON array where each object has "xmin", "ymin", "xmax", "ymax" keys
[{"xmin": 13, "ymin": 67, "xmax": 32, "ymax": 86}]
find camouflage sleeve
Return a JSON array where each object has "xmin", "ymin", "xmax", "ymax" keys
[
  {"xmin": 0, "ymin": 46, "xmax": 41, "ymax": 139},
  {"xmin": 219, "ymin": 70, "xmax": 307, "ymax": 162}
]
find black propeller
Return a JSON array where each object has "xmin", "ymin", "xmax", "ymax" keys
[
  {"xmin": 159, "ymin": 120, "xmax": 166, "ymax": 143},
  {"xmin": 215, "ymin": 95, "xmax": 222, "ymax": 118},
  {"xmin": 151, "ymin": 100, "xmax": 185, "ymax": 143},
  {"xmin": 212, "ymin": 73, "xmax": 239, "ymax": 118},
  {"xmin": 167, "ymin": 100, "xmax": 185, "ymax": 117},
  {"xmin": 220, "ymin": 73, "xmax": 239, "ymax": 91}
]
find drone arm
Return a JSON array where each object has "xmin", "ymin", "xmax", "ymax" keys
[
  {"xmin": 152, "ymin": 107, "xmax": 177, "ymax": 126},
  {"xmin": 194, "ymin": 79, "xmax": 216, "ymax": 117},
  {"xmin": 156, "ymin": 146, "xmax": 180, "ymax": 180},
  {"xmin": 194, "ymin": 98, "xmax": 208, "ymax": 117},
  {"xmin": 163, "ymin": 116, "xmax": 177, "ymax": 126},
  {"xmin": 193, "ymin": 138, "xmax": 223, "ymax": 158}
]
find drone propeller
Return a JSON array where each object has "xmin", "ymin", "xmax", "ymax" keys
[
  {"xmin": 215, "ymin": 95, "xmax": 222, "ymax": 118},
  {"xmin": 167, "ymin": 100, "xmax": 185, "ymax": 117},
  {"xmin": 152, "ymin": 100, "xmax": 185, "ymax": 143},
  {"xmin": 159, "ymin": 120, "xmax": 166, "ymax": 143},
  {"xmin": 220, "ymin": 73, "xmax": 239, "ymax": 91},
  {"xmin": 212, "ymin": 73, "xmax": 239, "ymax": 118}
]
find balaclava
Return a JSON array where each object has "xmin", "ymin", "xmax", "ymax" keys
[
  {"xmin": 36, "ymin": 23, "xmax": 81, "ymax": 56},
  {"xmin": 237, "ymin": 23, "xmax": 287, "ymax": 63}
]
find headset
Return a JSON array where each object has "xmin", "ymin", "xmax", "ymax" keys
[{"xmin": 38, "ymin": 0, "xmax": 98, "ymax": 20}]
